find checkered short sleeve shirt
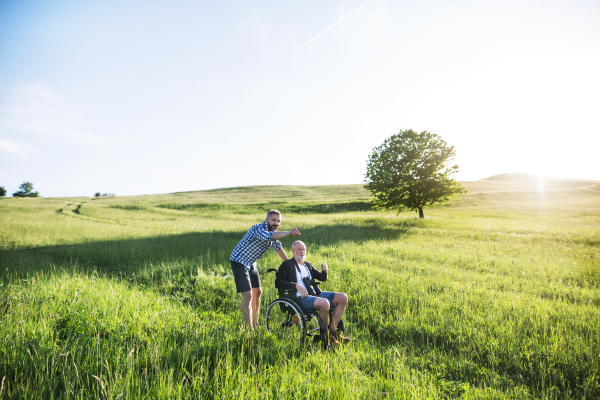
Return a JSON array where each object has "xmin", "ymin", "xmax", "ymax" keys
[{"xmin": 230, "ymin": 221, "xmax": 282, "ymax": 266}]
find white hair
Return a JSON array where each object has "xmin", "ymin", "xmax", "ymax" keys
[{"xmin": 292, "ymin": 240, "xmax": 305, "ymax": 250}]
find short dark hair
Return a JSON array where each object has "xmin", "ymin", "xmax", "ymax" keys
[{"xmin": 266, "ymin": 209, "xmax": 281, "ymax": 219}]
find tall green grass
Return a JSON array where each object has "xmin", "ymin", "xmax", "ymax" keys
[{"xmin": 1, "ymin": 181, "xmax": 599, "ymax": 398}]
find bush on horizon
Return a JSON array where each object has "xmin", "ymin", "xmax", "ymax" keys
[{"xmin": 12, "ymin": 181, "xmax": 40, "ymax": 197}]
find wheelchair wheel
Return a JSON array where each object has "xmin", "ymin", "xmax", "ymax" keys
[
  {"xmin": 265, "ymin": 299, "xmax": 306, "ymax": 343},
  {"xmin": 305, "ymin": 310, "xmax": 327, "ymax": 350}
]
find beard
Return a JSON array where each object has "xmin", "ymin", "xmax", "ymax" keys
[
  {"xmin": 296, "ymin": 255, "xmax": 305, "ymax": 263},
  {"xmin": 267, "ymin": 222, "xmax": 278, "ymax": 232}
]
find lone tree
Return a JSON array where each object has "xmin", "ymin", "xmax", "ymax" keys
[
  {"xmin": 12, "ymin": 182, "xmax": 40, "ymax": 197},
  {"xmin": 0, "ymin": 186, "xmax": 6, "ymax": 197},
  {"xmin": 365, "ymin": 129, "xmax": 466, "ymax": 218}
]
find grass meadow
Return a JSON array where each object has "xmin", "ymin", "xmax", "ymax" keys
[{"xmin": 1, "ymin": 178, "xmax": 599, "ymax": 399}]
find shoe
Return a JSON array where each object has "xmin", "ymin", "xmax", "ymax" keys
[
  {"xmin": 330, "ymin": 330, "xmax": 352, "ymax": 343},
  {"xmin": 328, "ymin": 332, "xmax": 340, "ymax": 348}
]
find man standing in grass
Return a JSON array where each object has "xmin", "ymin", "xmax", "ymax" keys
[{"xmin": 230, "ymin": 210, "xmax": 301, "ymax": 329}]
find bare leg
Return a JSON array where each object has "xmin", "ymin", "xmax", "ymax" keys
[
  {"xmin": 315, "ymin": 298, "xmax": 339, "ymax": 347},
  {"xmin": 314, "ymin": 298, "xmax": 330, "ymax": 330},
  {"xmin": 241, "ymin": 290, "xmax": 253, "ymax": 328},
  {"xmin": 329, "ymin": 293, "xmax": 348, "ymax": 331},
  {"xmin": 250, "ymin": 287, "xmax": 262, "ymax": 328}
]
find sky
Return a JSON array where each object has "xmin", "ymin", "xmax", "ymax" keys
[{"xmin": 1, "ymin": 0, "xmax": 599, "ymax": 197}]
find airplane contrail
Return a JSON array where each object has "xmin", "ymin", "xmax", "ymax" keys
[{"xmin": 299, "ymin": 0, "xmax": 373, "ymax": 49}]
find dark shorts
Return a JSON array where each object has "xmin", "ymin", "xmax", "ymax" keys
[
  {"xmin": 298, "ymin": 291, "xmax": 336, "ymax": 311},
  {"xmin": 231, "ymin": 261, "xmax": 261, "ymax": 293}
]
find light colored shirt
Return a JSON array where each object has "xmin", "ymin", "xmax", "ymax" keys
[{"xmin": 295, "ymin": 261, "xmax": 311, "ymax": 297}]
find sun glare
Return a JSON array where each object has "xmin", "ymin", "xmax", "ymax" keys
[{"xmin": 535, "ymin": 175, "xmax": 547, "ymax": 198}]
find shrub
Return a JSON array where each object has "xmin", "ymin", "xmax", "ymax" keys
[{"xmin": 12, "ymin": 182, "xmax": 40, "ymax": 197}]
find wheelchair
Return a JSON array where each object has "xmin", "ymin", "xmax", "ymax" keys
[{"xmin": 264, "ymin": 268, "xmax": 345, "ymax": 350}]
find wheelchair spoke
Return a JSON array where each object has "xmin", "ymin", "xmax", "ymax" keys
[
  {"xmin": 306, "ymin": 327, "xmax": 320, "ymax": 336},
  {"xmin": 265, "ymin": 299, "xmax": 305, "ymax": 344},
  {"xmin": 304, "ymin": 310, "xmax": 326, "ymax": 349}
]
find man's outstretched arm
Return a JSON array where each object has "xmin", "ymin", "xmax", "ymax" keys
[{"xmin": 271, "ymin": 226, "xmax": 301, "ymax": 240}]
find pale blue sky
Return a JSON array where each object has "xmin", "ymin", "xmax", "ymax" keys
[{"xmin": 1, "ymin": 0, "xmax": 599, "ymax": 197}]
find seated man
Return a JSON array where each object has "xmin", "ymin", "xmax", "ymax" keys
[{"xmin": 275, "ymin": 240, "xmax": 351, "ymax": 346}]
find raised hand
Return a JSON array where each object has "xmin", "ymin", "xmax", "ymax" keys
[{"xmin": 290, "ymin": 226, "xmax": 301, "ymax": 236}]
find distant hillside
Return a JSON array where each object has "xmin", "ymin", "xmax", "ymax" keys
[
  {"xmin": 483, "ymin": 173, "xmax": 547, "ymax": 181},
  {"xmin": 462, "ymin": 174, "xmax": 599, "ymax": 195}
]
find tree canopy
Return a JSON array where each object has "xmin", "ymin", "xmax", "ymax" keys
[
  {"xmin": 12, "ymin": 182, "xmax": 40, "ymax": 197},
  {"xmin": 365, "ymin": 129, "xmax": 466, "ymax": 218},
  {"xmin": 0, "ymin": 186, "xmax": 6, "ymax": 197}
]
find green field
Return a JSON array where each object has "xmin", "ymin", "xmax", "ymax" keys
[{"xmin": 1, "ymin": 177, "xmax": 599, "ymax": 399}]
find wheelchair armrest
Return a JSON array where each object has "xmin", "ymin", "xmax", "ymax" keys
[
  {"xmin": 278, "ymin": 289, "xmax": 297, "ymax": 299},
  {"xmin": 267, "ymin": 268, "xmax": 277, "ymax": 273}
]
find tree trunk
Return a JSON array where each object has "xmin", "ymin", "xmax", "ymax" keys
[{"xmin": 418, "ymin": 207, "xmax": 424, "ymax": 218}]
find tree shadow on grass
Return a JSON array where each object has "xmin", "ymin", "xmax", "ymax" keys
[
  {"xmin": 155, "ymin": 200, "xmax": 375, "ymax": 214},
  {"xmin": 0, "ymin": 222, "xmax": 417, "ymax": 276}
]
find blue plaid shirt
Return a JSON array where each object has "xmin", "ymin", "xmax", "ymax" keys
[{"xmin": 230, "ymin": 221, "xmax": 282, "ymax": 267}]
